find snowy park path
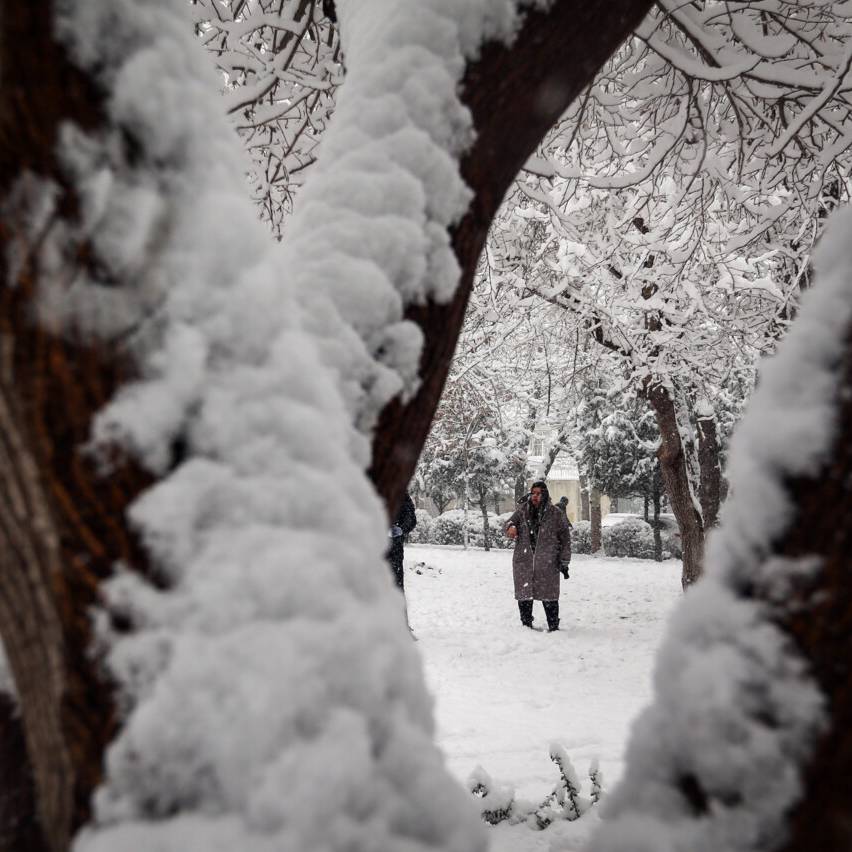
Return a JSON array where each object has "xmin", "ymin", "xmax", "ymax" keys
[{"xmin": 405, "ymin": 545, "xmax": 683, "ymax": 851}]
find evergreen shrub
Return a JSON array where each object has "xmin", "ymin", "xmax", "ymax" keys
[
  {"xmin": 408, "ymin": 509, "xmax": 434, "ymax": 544},
  {"xmin": 602, "ymin": 516, "xmax": 655, "ymax": 559},
  {"xmin": 571, "ymin": 520, "xmax": 593, "ymax": 554},
  {"xmin": 431, "ymin": 509, "xmax": 466, "ymax": 544},
  {"xmin": 421, "ymin": 509, "xmax": 513, "ymax": 548}
]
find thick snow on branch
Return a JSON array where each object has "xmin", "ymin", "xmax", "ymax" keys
[
  {"xmin": 280, "ymin": 0, "xmax": 530, "ymax": 433},
  {"xmin": 586, "ymin": 211, "xmax": 852, "ymax": 851},
  {"xmin": 38, "ymin": 0, "xmax": 543, "ymax": 848}
]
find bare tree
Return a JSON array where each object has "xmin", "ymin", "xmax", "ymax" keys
[{"xmin": 192, "ymin": 0, "xmax": 341, "ymax": 237}]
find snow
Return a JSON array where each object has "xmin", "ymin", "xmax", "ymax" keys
[
  {"xmin": 583, "ymin": 214, "xmax": 852, "ymax": 852},
  {"xmin": 281, "ymin": 0, "xmax": 534, "ymax": 424},
  {"xmin": 37, "ymin": 0, "xmax": 557, "ymax": 849},
  {"xmin": 20, "ymin": 0, "xmax": 590, "ymax": 848},
  {"xmin": 0, "ymin": 0, "xmax": 841, "ymax": 848},
  {"xmin": 405, "ymin": 545, "xmax": 683, "ymax": 852}
]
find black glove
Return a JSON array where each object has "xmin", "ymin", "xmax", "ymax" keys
[{"xmin": 560, "ymin": 563, "xmax": 570, "ymax": 580}]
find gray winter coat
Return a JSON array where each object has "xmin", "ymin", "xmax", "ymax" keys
[{"xmin": 506, "ymin": 500, "xmax": 571, "ymax": 601}]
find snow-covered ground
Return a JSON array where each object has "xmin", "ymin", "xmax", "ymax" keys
[{"xmin": 404, "ymin": 544, "xmax": 684, "ymax": 852}]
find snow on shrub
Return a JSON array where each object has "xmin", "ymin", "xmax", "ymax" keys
[
  {"xmin": 408, "ymin": 508, "xmax": 434, "ymax": 543},
  {"xmin": 468, "ymin": 745, "xmax": 602, "ymax": 831},
  {"xmin": 603, "ymin": 517, "xmax": 655, "ymax": 559},
  {"xmin": 571, "ymin": 520, "xmax": 593, "ymax": 554},
  {"xmin": 657, "ymin": 522, "xmax": 681, "ymax": 559},
  {"xmin": 493, "ymin": 511, "xmax": 514, "ymax": 549},
  {"xmin": 428, "ymin": 509, "xmax": 511, "ymax": 548},
  {"xmin": 432, "ymin": 509, "xmax": 466, "ymax": 544}
]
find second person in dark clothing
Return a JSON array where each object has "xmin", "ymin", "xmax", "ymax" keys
[
  {"xmin": 504, "ymin": 480, "xmax": 571, "ymax": 631},
  {"xmin": 387, "ymin": 490, "xmax": 417, "ymax": 592}
]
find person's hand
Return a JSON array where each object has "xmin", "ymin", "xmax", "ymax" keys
[
  {"xmin": 506, "ymin": 524, "xmax": 517, "ymax": 540},
  {"xmin": 389, "ymin": 524, "xmax": 403, "ymax": 538},
  {"xmin": 560, "ymin": 562, "xmax": 570, "ymax": 579}
]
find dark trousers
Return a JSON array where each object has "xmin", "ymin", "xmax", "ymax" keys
[
  {"xmin": 386, "ymin": 536, "xmax": 405, "ymax": 591},
  {"xmin": 389, "ymin": 556, "xmax": 404, "ymax": 591},
  {"xmin": 518, "ymin": 599, "xmax": 559, "ymax": 630}
]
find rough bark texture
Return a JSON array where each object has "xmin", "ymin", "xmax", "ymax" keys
[
  {"xmin": 773, "ymin": 345, "xmax": 852, "ymax": 852},
  {"xmin": 478, "ymin": 492, "xmax": 491, "ymax": 551},
  {"xmin": 579, "ymin": 475, "xmax": 590, "ymax": 522},
  {"xmin": 0, "ymin": 3, "xmax": 153, "ymax": 849},
  {"xmin": 651, "ymin": 465, "xmax": 663, "ymax": 563},
  {"xmin": 368, "ymin": 0, "xmax": 656, "ymax": 518},
  {"xmin": 645, "ymin": 382, "xmax": 704, "ymax": 589},
  {"xmin": 590, "ymin": 486, "xmax": 602, "ymax": 553},
  {"xmin": 697, "ymin": 412, "xmax": 721, "ymax": 530},
  {"xmin": 0, "ymin": 695, "xmax": 45, "ymax": 852}
]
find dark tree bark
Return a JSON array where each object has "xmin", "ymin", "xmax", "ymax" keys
[
  {"xmin": 590, "ymin": 486, "xmax": 602, "ymax": 553},
  {"xmin": 645, "ymin": 382, "xmax": 704, "ymax": 588},
  {"xmin": 368, "ymin": 0, "xmax": 657, "ymax": 519},
  {"xmin": 652, "ymin": 464, "xmax": 663, "ymax": 563},
  {"xmin": 432, "ymin": 491, "xmax": 451, "ymax": 515},
  {"xmin": 697, "ymin": 410, "xmax": 721, "ymax": 530},
  {"xmin": 478, "ymin": 490, "xmax": 491, "ymax": 551},
  {"xmin": 514, "ymin": 474, "xmax": 527, "ymax": 504},
  {"xmin": 0, "ymin": 695, "xmax": 46, "ymax": 852},
  {"xmin": 579, "ymin": 474, "xmax": 590, "ymax": 521},
  {"xmin": 0, "ymin": 4, "xmax": 154, "ymax": 850},
  {"xmin": 769, "ymin": 346, "xmax": 852, "ymax": 852}
]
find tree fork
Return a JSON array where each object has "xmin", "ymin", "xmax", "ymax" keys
[
  {"xmin": 368, "ymin": 0, "xmax": 656, "ymax": 517},
  {"xmin": 644, "ymin": 381, "xmax": 705, "ymax": 589}
]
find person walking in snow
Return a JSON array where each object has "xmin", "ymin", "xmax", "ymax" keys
[
  {"xmin": 387, "ymin": 490, "xmax": 417, "ymax": 591},
  {"xmin": 504, "ymin": 480, "xmax": 571, "ymax": 631}
]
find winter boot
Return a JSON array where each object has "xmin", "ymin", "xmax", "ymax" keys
[
  {"xmin": 543, "ymin": 600, "xmax": 560, "ymax": 632},
  {"xmin": 518, "ymin": 600, "xmax": 534, "ymax": 628}
]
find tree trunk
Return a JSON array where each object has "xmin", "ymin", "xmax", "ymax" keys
[
  {"xmin": 590, "ymin": 486, "xmax": 602, "ymax": 553},
  {"xmin": 580, "ymin": 475, "xmax": 590, "ymax": 521},
  {"xmin": 645, "ymin": 382, "xmax": 704, "ymax": 588},
  {"xmin": 0, "ymin": 5, "xmax": 155, "ymax": 849},
  {"xmin": 368, "ymin": 0, "xmax": 657, "ymax": 519},
  {"xmin": 697, "ymin": 410, "xmax": 721, "ymax": 530},
  {"xmin": 514, "ymin": 474, "xmax": 527, "ymax": 504},
  {"xmin": 652, "ymin": 465, "xmax": 663, "ymax": 563},
  {"xmin": 479, "ymin": 491, "xmax": 491, "ymax": 551},
  {"xmin": 773, "ymin": 343, "xmax": 852, "ymax": 851}
]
